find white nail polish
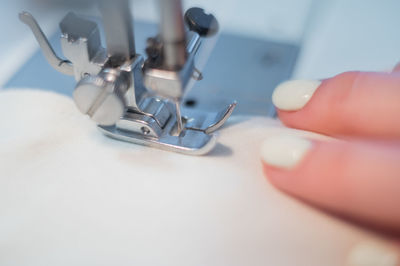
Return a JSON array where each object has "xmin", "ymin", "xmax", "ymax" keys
[
  {"xmin": 272, "ymin": 80, "xmax": 321, "ymax": 111},
  {"xmin": 346, "ymin": 242, "xmax": 399, "ymax": 266},
  {"xmin": 260, "ymin": 135, "xmax": 312, "ymax": 170}
]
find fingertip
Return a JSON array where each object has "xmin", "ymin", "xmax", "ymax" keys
[
  {"xmin": 275, "ymin": 71, "xmax": 360, "ymax": 129},
  {"xmin": 274, "ymin": 71, "xmax": 400, "ymax": 138},
  {"xmin": 272, "ymin": 72, "xmax": 360, "ymax": 114},
  {"xmin": 272, "ymin": 80, "xmax": 321, "ymax": 111},
  {"xmin": 260, "ymin": 135, "xmax": 313, "ymax": 170}
]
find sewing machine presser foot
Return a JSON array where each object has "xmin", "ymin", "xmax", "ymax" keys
[{"xmin": 100, "ymin": 101, "xmax": 236, "ymax": 155}]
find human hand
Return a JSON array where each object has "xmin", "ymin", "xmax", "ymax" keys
[{"xmin": 261, "ymin": 65, "xmax": 400, "ymax": 234}]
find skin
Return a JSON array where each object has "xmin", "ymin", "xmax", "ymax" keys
[{"xmin": 262, "ymin": 67, "xmax": 400, "ymax": 236}]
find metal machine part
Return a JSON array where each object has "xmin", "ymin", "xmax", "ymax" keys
[
  {"xmin": 20, "ymin": 0, "xmax": 236, "ymax": 155},
  {"xmin": 6, "ymin": 22, "xmax": 298, "ymax": 117}
]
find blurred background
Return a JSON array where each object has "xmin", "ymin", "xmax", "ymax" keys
[{"xmin": 1, "ymin": 0, "xmax": 400, "ymax": 88}]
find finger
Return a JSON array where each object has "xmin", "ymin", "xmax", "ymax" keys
[
  {"xmin": 272, "ymin": 72, "xmax": 400, "ymax": 139},
  {"xmin": 393, "ymin": 62, "xmax": 400, "ymax": 73},
  {"xmin": 260, "ymin": 135, "xmax": 400, "ymax": 233}
]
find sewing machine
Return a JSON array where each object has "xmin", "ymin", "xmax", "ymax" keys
[
  {"xmin": 18, "ymin": 0, "xmax": 240, "ymax": 155},
  {"xmin": 8, "ymin": 0, "xmax": 298, "ymax": 155}
]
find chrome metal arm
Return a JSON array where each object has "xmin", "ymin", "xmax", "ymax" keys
[
  {"xmin": 159, "ymin": 0, "xmax": 187, "ymax": 70},
  {"xmin": 99, "ymin": 0, "xmax": 136, "ymax": 66},
  {"xmin": 19, "ymin": 12, "xmax": 74, "ymax": 76}
]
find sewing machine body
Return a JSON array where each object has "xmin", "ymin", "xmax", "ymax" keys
[{"xmin": 17, "ymin": 1, "xmax": 243, "ymax": 155}]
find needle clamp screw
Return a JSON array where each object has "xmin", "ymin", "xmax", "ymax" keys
[{"xmin": 184, "ymin": 7, "xmax": 219, "ymax": 37}]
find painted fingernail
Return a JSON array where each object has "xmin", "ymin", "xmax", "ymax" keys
[
  {"xmin": 346, "ymin": 242, "xmax": 399, "ymax": 266},
  {"xmin": 272, "ymin": 80, "xmax": 321, "ymax": 111},
  {"xmin": 260, "ymin": 135, "xmax": 312, "ymax": 170}
]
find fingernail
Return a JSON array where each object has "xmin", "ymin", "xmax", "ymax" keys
[
  {"xmin": 346, "ymin": 242, "xmax": 399, "ymax": 266},
  {"xmin": 260, "ymin": 135, "xmax": 312, "ymax": 170},
  {"xmin": 272, "ymin": 80, "xmax": 321, "ymax": 111}
]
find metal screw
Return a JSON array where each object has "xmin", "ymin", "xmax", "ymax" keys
[
  {"xmin": 141, "ymin": 127, "xmax": 151, "ymax": 135},
  {"xmin": 184, "ymin": 7, "xmax": 219, "ymax": 37},
  {"xmin": 73, "ymin": 68, "xmax": 129, "ymax": 126}
]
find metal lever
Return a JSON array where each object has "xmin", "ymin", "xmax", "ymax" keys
[
  {"xmin": 185, "ymin": 102, "xmax": 237, "ymax": 134},
  {"xmin": 204, "ymin": 102, "xmax": 237, "ymax": 134},
  {"xmin": 19, "ymin": 12, "xmax": 74, "ymax": 76}
]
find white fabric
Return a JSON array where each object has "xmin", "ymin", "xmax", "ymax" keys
[{"xmin": 0, "ymin": 89, "xmax": 389, "ymax": 266}]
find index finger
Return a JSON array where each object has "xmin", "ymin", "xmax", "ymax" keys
[{"xmin": 273, "ymin": 72, "xmax": 400, "ymax": 139}]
